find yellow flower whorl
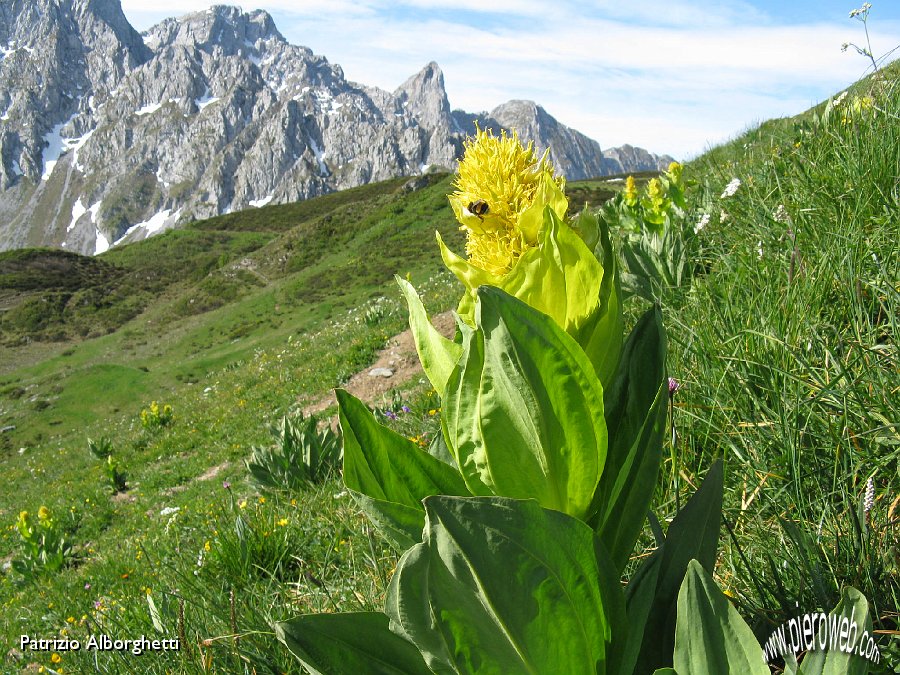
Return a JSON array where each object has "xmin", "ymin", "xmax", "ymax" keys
[{"xmin": 449, "ymin": 127, "xmax": 565, "ymax": 277}]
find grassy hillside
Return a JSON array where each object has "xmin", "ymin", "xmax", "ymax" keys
[
  {"xmin": 0, "ymin": 169, "xmax": 626, "ymax": 672},
  {"xmin": 0, "ymin": 64, "xmax": 898, "ymax": 673}
]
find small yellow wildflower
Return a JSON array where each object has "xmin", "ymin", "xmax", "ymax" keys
[
  {"xmin": 258, "ymin": 496, "xmax": 266, "ymax": 505},
  {"xmin": 204, "ymin": 541, "xmax": 211, "ymax": 552},
  {"xmin": 51, "ymin": 653, "xmax": 62, "ymax": 663},
  {"xmin": 38, "ymin": 506, "xmax": 51, "ymax": 522},
  {"xmin": 448, "ymin": 126, "xmax": 566, "ymax": 276},
  {"xmin": 277, "ymin": 518, "xmax": 288, "ymax": 527},
  {"xmin": 238, "ymin": 500, "xmax": 247, "ymax": 509},
  {"xmin": 666, "ymin": 161, "xmax": 683, "ymax": 183},
  {"xmin": 66, "ymin": 616, "xmax": 74, "ymax": 623},
  {"xmin": 623, "ymin": 175, "xmax": 638, "ymax": 207}
]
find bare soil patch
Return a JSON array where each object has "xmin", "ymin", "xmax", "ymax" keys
[{"xmin": 304, "ymin": 310, "xmax": 456, "ymax": 416}]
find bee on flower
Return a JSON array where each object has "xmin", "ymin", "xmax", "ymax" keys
[{"xmin": 447, "ymin": 126, "xmax": 567, "ymax": 278}]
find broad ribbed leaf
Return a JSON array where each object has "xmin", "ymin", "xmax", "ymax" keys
[
  {"xmin": 396, "ymin": 276, "xmax": 462, "ymax": 397},
  {"xmin": 633, "ymin": 460, "xmax": 724, "ymax": 673},
  {"xmin": 338, "ymin": 389, "xmax": 470, "ymax": 549},
  {"xmin": 614, "ymin": 550, "xmax": 662, "ymax": 675},
  {"xmin": 386, "ymin": 496, "xmax": 622, "ymax": 674},
  {"xmin": 673, "ymin": 560, "xmax": 769, "ymax": 675},
  {"xmin": 443, "ymin": 286, "xmax": 606, "ymax": 518},
  {"xmin": 792, "ymin": 587, "xmax": 873, "ymax": 675},
  {"xmin": 577, "ymin": 211, "xmax": 624, "ymax": 388},
  {"xmin": 437, "ymin": 231, "xmax": 498, "ymax": 322},
  {"xmin": 589, "ymin": 308, "xmax": 667, "ymax": 572},
  {"xmin": 439, "ymin": 210, "xmax": 604, "ymax": 340},
  {"xmin": 276, "ymin": 611, "xmax": 430, "ymax": 675},
  {"xmin": 500, "ymin": 208, "xmax": 603, "ymax": 337}
]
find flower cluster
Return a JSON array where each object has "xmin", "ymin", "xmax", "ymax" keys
[
  {"xmin": 448, "ymin": 126, "xmax": 566, "ymax": 277},
  {"xmin": 849, "ymin": 2, "xmax": 871, "ymax": 18},
  {"xmin": 140, "ymin": 401, "xmax": 174, "ymax": 429},
  {"xmin": 694, "ymin": 213, "xmax": 711, "ymax": 234},
  {"xmin": 720, "ymin": 178, "xmax": 741, "ymax": 199}
]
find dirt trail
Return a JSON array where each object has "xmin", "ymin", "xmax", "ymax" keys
[{"xmin": 303, "ymin": 310, "xmax": 456, "ymax": 416}]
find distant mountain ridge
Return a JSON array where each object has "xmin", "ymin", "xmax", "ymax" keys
[{"xmin": 0, "ymin": 0, "xmax": 674, "ymax": 255}]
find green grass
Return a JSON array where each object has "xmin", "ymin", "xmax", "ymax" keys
[
  {"xmin": 650, "ymin": 66, "xmax": 900, "ymax": 665},
  {"xmin": 0, "ymin": 66, "xmax": 898, "ymax": 672}
]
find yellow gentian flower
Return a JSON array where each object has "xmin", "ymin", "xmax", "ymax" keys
[{"xmin": 447, "ymin": 126, "xmax": 567, "ymax": 277}]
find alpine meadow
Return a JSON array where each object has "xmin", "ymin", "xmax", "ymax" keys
[{"xmin": 0, "ymin": 9, "xmax": 899, "ymax": 675}]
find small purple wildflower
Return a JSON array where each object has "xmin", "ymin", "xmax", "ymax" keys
[
  {"xmin": 383, "ymin": 410, "xmax": 398, "ymax": 421},
  {"xmin": 84, "ymin": 583, "xmax": 91, "ymax": 591},
  {"xmin": 668, "ymin": 377, "xmax": 680, "ymax": 396},
  {"xmin": 401, "ymin": 405, "xmax": 411, "ymax": 414},
  {"xmin": 222, "ymin": 481, "xmax": 231, "ymax": 490}
]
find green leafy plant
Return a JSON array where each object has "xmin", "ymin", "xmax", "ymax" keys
[
  {"xmin": 246, "ymin": 412, "xmax": 342, "ymax": 491},
  {"xmin": 597, "ymin": 163, "xmax": 698, "ymax": 303},
  {"xmin": 87, "ymin": 437, "xmax": 127, "ymax": 492},
  {"xmin": 12, "ymin": 506, "xmax": 73, "ymax": 581},
  {"xmin": 271, "ymin": 127, "xmax": 799, "ymax": 674}
]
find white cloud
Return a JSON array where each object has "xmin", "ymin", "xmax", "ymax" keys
[{"xmin": 121, "ymin": 2, "xmax": 900, "ymax": 158}]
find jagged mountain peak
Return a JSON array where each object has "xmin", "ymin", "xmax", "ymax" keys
[
  {"xmin": 398, "ymin": 61, "xmax": 443, "ymax": 89},
  {"xmin": 489, "ymin": 99, "xmax": 556, "ymax": 131},
  {"xmin": 602, "ymin": 144, "xmax": 675, "ymax": 173},
  {"xmin": 1, "ymin": 0, "xmax": 146, "ymax": 50},
  {"xmin": 395, "ymin": 61, "xmax": 451, "ymax": 125},
  {"xmin": 0, "ymin": 4, "xmax": 674, "ymax": 255},
  {"xmin": 143, "ymin": 4, "xmax": 285, "ymax": 54}
]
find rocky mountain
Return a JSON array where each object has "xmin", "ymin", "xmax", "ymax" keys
[
  {"xmin": 453, "ymin": 101, "xmax": 674, "ymax": 180},
  {"xmin": 0, "ymin": 1, "xmax": 674, "ymax": 255}
]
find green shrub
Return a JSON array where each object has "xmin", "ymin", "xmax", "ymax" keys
[
  {"xmin": 246, "ymin": 412, "xmax": 342, "ymax": 492},
  {"xmin": 12, "ymin": 506, "xmax": 73, "ymax": 581}
]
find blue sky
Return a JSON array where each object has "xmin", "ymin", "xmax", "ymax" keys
[{"xmin": 122, "ymin": 1, "xmax": 900, "ymax": 159}]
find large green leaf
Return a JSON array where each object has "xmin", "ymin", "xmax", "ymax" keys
[
  {"xmin": 386, "ymin": 496, "xmax": 623, "ymax": 674},
  {"xmin": 787, "ymin": 587, "xmax": 873, "ymax": 675},
  {"xmin": 275, "ymin": 611, "xmax": 431, "ymax": 675},
  {"xmin": 396, "ymin": 276, "xmax": 462, "ymax": 397},
  {"xmin": 499, "ymin": 208, "xmax": 604, "ymax": 337},
  {"xmin": 338, "ymin": 389, "xmax": 470, "ymax": 549},
  {"xmin": 442, "ymin": 286, "xmax": 607, "ymax": 518},
  {"xmin": 589, "ymin": 308, "xmax": 667, "ymax": 572},
  {"xmin": 673, "ymin": 560, "xmax": 769, "ymax": 674},
  {"xmin": 576, "ymin": 211, "xmax": 624, "ymax": 388},
  {"xmin": 613, "ymin": 549, "xmax": 661, "ymax": 675},
  {"xmin": 439, "ymin": 209, "xmax": 604, "ymax": 339},
  {"xmin": 632, "ymin": 459, "xmax": 725, "ymax": 674}
]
